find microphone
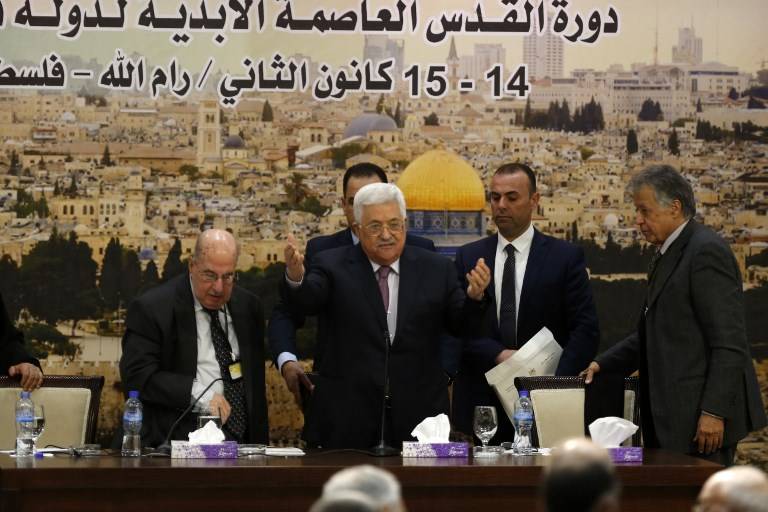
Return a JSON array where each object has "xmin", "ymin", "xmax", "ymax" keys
[
  {"xmin": 370, "ymin": 330, "xmax": 398, "ymax": 457},
  {"xmin": 153, "ymin": 377, "xmax": 224, "ymax": 456}
]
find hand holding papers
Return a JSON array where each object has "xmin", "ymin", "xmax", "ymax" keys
[{"xmin": 485, "ymin": 327, "xmax": 562, "ymax": 425}]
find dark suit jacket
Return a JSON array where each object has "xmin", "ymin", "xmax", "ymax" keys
[
  {"xmin": 596, "ymin": 221, "xmax": 766, "ymax": 454},
  {"xmin": 452, "ymin": 230, "xmax": 599, "ymax": 439},
  {"xmin": 282, "ymin": 244, "xmax": 484, "ymax": 449},
  {"xmin": 1, "ymin": 293, "xmax": 40, "ymax": 374},
  {"xmin": 119, "ymin": 274, "xmax": 269, "ymax": 447},
  {"xmin": 268, "ymin": 228, "xmax": 438, "ymax": 372}
]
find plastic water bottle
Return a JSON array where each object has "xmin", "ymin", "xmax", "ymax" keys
[
  {"xmin": 513, "ymin": 390, "xmax": 534, "ymax": 455},
  {"xmin": 121, "ymin": 390, "xmax": 142, "ymax": 457},
  {"xmin": 15, "ymin": 391, "xmax": 35, "ymax": 457}
]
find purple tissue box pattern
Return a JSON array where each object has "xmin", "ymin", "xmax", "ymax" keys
[
  {"xmin": 608, "ymin": 446, "xmax": 643, "ymax": 463},
  {"xmin": 171, "ymin": 441, "xmax": 238, "ymax": 458},
  {"xmin": 401, "ymin": 442, "xmax": 469, "ymax": 457}
]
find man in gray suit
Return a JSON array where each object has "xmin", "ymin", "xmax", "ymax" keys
[{"xmin": 582, "ymin": 165, "xmax": 766, "ymax": 465}]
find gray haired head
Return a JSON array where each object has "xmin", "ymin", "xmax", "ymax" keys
[
  {"xmin": 310, "ymin": 490, "xmax": 379, "ymax": 512},
  {"xmin": 352, "ymin": 183, "xmax": 407, "ymax": 225},
  {"xmin": 627, "ymin": 165, "xmax": 696, "ymax": 219},
  {"xmin": 699, "ymin": 466, "xmax": 768, "ymax": 512},
  {"xmin": 322, "ymin": 465, "xmax": 403, "ymax": 511}
]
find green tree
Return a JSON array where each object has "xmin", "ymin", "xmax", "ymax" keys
[
  {"xmin": 668, "ymin": 129, "xmax": 680, "ymax": 155},
  {"xmin": 141, "ymin": 260, "xmax": 160, "ymax": 294},
  {"xmin": 727, "ymin": 87, "xmax": 740, "ymax": 100},
  {"xmin": 178, "ymin": 164, "xmax": 200, "ymax": 181},
  {"xmin": 284, "ymin": 173, "xmax": 310, "ymax": 207},
  {"xmin": 330, "ymin": 143, "xmax": 368, "ymax": 169},
  {"xmin": 8, "ymin": 150, "xmax": 20, "ymax": 176},
  {"xmin": 261, "ymin": 100, "xmax": 274, "ymax": 122},
  {"xmin": 100, "ymin": 238, "xmax": 123, "ymax": 311},
  {"xmin": 393, "ymin": 102, "xmax": 403, "ymax": 128},
  {"xmin": 638, "ymin": 99, "xmax": 663, "ymax": 121},
  {"xmin": 21, "ymin": 322, "xmax": 80, "ymax": 361},
  {"xmin": 375, "ymin": 95, "xmax": 385, "ymax": 114},
  {"xmin": 162, "ymin": 238, "xmax": 185, "ymax": 282},
  {"xmin": 523, "ymin": 96, "xmax": 532, "ymax": 128},
  {"xmin": 101, "ymin": 145, "xmax": 113, "ymax": 166},
  {"xmin": 38, "ymin": 155, "xmax": 46, "ymax": 170},
  {"xmin": 696, "ymin": 98, "xmax": 703, "ymax": 113},
  {"xmin": 579, "ymin": 147, "xmax": 595, "ymax": 161},
  {"xmin": 121, "ymin": 248, "xmax": 142, "ymax": 307},
  {"xmin": 299, "ymin": 196, "xmax": 327, "ymax": 216},
  {"xmin": 626, "ymin": 129, "xmax": 639, "ymax": 155},
  {"xmin": 0, "ymin": 255, "xmax": 21, "ymax": 320},
  {"xmin": 20, "ymin": 230, "xmax": 100, "ymax": 334},
  {"xmin": 424, "ymin": 112, "xmax": 439, "ymax": 126}
]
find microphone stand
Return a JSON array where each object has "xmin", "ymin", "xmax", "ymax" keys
[
  {"xmin": 370, "ymin": 330, "xmax": 398, "ymax": 457},
  {"xmin": 153, "ymin": 377, "xmax": 224, "ymax": 456}
]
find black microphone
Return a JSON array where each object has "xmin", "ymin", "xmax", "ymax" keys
[
  {"xmin": 153, "ymin": 377, "xmax": 224, "ymax": 456},
  {"xmin": 370, "ymin": 330, "xmax": 398, "ymax": 457}
]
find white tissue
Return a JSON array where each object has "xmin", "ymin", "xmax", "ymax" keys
[
  {"xmin": 588, "ymin": 417, "xmax": 638, "ymax": 448},
  {"xmin": 188, "ymin": 420, "xmax": 226, "ymax": 444},
  {"xmin": 410, "ymin": 413, "xmax": 451, "ymax": 443}
]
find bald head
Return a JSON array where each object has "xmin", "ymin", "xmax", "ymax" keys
[
  {"xmin": 542, "ymin": 438, "xmax": 619, "ymax": 512},
  {"xmin": 193, "ymin": 229, "xmax": 239, "ymax": 263},
  {"xmin": 189, "ymin": 229, "xmax": 239, "ymax": 310},
  {"xmin": 697, "ymin": 466, "xmax": 768, "ymax": 512}
]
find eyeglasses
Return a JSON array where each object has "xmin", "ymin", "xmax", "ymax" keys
[
  {"xmin": 197, "ymin": 269, "xmax": 237, "ymax": 284},
  {"xmin": 361, "ymin": 220, "xmax": 405, "ymax": 236}
]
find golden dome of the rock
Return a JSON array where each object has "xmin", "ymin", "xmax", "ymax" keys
[{"xmin": 397, "ymin": 150, "xmax": 485, "ymax": 211}]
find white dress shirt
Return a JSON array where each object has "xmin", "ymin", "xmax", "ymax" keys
[
  {"xmin": 494, "ymin": 224, "xmax": 535, "ymax": 325},
  {"xmin": 370, "ymin": 258, "xmax": 400, "ymax": 344},
  {"xmin": 190, "ymin": 281, "xmax": 240, "ymax": 410},
  {"xmin": 660, "ymin": 220, "xmax": 690, "ymax": 255}
]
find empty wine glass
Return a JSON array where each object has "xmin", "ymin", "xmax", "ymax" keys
[
  {"xmin": 473, "ymin": 405, "xmax": 498, "ymax": 452},
  {"xmin": 31, "ymin": 404, "xmax": 45, "ymax": 451}
]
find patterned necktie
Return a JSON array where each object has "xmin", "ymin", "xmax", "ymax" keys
[
  {"xmin": 377, "ymin": 266, "xmax": 390, "ymax": 313},
  {"xmin": 647, "ymin": 249, "xmax": 662, "ymax": 283},
  {"xmin": 499, "ymin": 244, "xmax": 517, "ymax": 348},
  {"xmin": 204, "ymin": 308, "xmax": 247, "ymax": 441}
]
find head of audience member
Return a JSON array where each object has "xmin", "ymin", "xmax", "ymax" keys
[
  {"xmin": 490, "ymin": 162, "xmax": 540, "ymax": 242},
  {"xmin": 321, "ymin": 465, "xmax": 405, "ymax": 512},
  {"xmin": 342, "ymin": 163, "xmax": 389, "ymax": 229},
  {"xmin": 189, "ymin": 229, "xmax": 239, "ymax": 310},
  {"xmin": 310, "ymin": 490, "xmax": 379, "ymax": 512},
  {"xmin": 626, "ymin": 164, "xmax": 696, "ymax": 246},
  {"xmin": 694, "ymin": 466, "xmax": 768, "ymax": 512},
  {"xmin": 352, "ymin": 183, "xmax": 407, "ymax": 267},
  {"xmin": 541, "ymin": 438, "xmax": 620, "ymax": 512}
]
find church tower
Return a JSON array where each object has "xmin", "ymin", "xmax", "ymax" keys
[{"xmin": 197, "ymin": 100, "xmax": 221, "ymax": 166}]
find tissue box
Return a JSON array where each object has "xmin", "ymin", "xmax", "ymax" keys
[
  {"xmin": 608, "ymin": 447, "xmax": 643, "ymax": 463},
  {"xmin": 401, "ymin": 442, "xmax": 469, "ymax": 457},
  {"xmin": 171, "ymin": 440, "xmax": 238, "ymax": 459}
]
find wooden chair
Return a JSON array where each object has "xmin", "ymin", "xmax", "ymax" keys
[
  {"xmin": 513, "ymin": 375, "xmax": 641, "ymax": 448},
  {"xmin": 0, "ymin": 375, "xmax": 105, "ymax": 449}
]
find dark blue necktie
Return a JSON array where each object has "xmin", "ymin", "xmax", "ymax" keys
[{"xmin": 499, "ymin": 244, "xmax": 517, "ymax": 348}]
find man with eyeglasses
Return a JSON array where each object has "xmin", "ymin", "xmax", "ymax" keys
[
  {"xmin": 120, "ymin": 229, "xmax": 269, "ymax": 448},
  {"xmin": 282, "ymin": 183, "xmax": 491, "ymax": 449},
  {"xmin": 269, "ymin": 162, "xmax": 437, "ymax": 409}
]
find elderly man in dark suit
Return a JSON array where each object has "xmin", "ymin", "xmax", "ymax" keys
[
  {"xmin": 120, "ymin": 229, "xmax": 268, "ymax": 447},
  {"xmin": 582, "ymin": 165, "xmax": 766, "ymax": 465},
  {"xmin": 1, "ymin": 292, "xmax": 43, "ymax": 391},
  {"xmin": 269, "ymin": 162, "xmax": 436, "ymax": 407},
  {"xmin": 453, "ymin": 163, "xmax": 599, "ymax": 442},
  {"xmin": 283, "ymin": 183, "xmax": 490, "ymax": 449}
]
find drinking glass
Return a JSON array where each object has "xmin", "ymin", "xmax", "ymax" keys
[
  {"xmin": 473, "ymin": 405, "xmax": 498, "ymax": 451},
  {"xmin": 31, "ymin": 404, "xmax": 45, "ymax": 451},
  {"xmin": 197, "ymin": 407, "xmax": 222, "ymax": 430}
]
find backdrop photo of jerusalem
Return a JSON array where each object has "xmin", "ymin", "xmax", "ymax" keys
[{"xmin": 1, "ymin": 4, "xmax": 767, "ymax": 467}]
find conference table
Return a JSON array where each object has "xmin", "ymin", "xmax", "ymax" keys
[{"xmin": 0, "ymin": 449, "xmax": 719, "ymax": 512}]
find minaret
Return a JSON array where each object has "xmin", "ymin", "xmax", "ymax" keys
[
  {"xmin": 124, "ymin": 172, "xmax": 145, "ymax": 238},
  {"xmin": 447, "ymin": 37, "xmax": 460, "ymax": 91},
  {"xmin": 197, "ymin": 99, "xmax": 221, "ymax": 166}
]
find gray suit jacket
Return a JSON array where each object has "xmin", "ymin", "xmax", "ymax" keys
[{"xmin": 596, "ymin": 221, "xmax": 766, "ymax": 454}]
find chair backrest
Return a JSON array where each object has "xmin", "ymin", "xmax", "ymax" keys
[
  {"xmin": 0, "ymin": 375, "xmax": 105, "ymax": 449},
  {"xmin": 513, "ymin": 376, "xmax": 640, "ymax": 448}
]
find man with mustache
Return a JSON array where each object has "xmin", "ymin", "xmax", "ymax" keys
[
  {"xmin": 453, "ymin": 162, "xmax": 600, "ymax": 443},
  {"xmin": 120, "ymin": 229, "xmax": 269, "ymax": 447},
  {"xmin": 283, "ymin": 183, "xmax": 491, "ymax": 449}
]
